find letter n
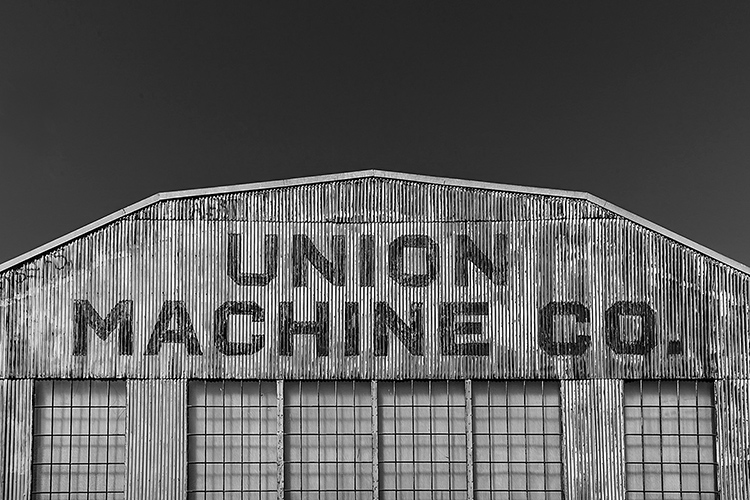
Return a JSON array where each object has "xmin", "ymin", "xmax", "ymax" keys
[{"xmin": 374, "ymin": 302, "xmax": 424, "ymax": 356}]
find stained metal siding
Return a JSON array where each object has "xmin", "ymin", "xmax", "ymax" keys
[
  {"xmin": 714, "ymin": 379, "xmax": 750, "ymax": 497},
  {"xmin": 0, "ymin": 379, "xmax": 33, "ymax": 500},
  {"xmin": 0, "ymin": 178, "xmax": 747, "ymax": 379},
  {"xmin": 126, "ymin": 380, "xmax": 186, "ymax": 500},
  {"xmin": 0, "ymin": 175, "xmax": 747, "ymax": 498},
  {"xmin": 561, "ymin": 379, "xmax": 625, "ymax": 500}
]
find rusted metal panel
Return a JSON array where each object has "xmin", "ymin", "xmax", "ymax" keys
[
  {"xmin": 561, "ymin": 379, "xmax": 625, "ymax": 500},
  {"xmin": 714, "ymin": 379, "xmax": 750, "ymax": 497},
  {"xmin": 126, "ymin": 380, "xmax": 186, "ymax": 500},
  {"xmin": 0, "ymin": 379, "xmax": 33, "ymax": 500},
  {"xmin": 0, "ymin": 178, "xmax": 747, "ymax": 380}
]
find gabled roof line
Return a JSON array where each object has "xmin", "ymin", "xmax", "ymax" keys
[{"xmin": 1, "ymin": 169, "xmax": 748, "ymax": 275}]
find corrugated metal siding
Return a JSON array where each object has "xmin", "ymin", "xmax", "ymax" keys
[
  {"xmin": 0, "ymin": 178, "xmax": 747, "ymax": 379},
  {"xmin": 126, "ymin": 380, "xmax": 186, "ymax": 500},
  {"xmin": 561, "ymin": 379, "xmax": 625, "ymax": 500},
  {"xmin": 714, "ymin": 379, "xmax": 750, "ymax": 497},
  {"xmin": 0, "ymin": 176, "xmax": 747, "ymax": 498},
  {"xmin": 0, "ymin": 379, "xmax": 33, "ymax": 500}
]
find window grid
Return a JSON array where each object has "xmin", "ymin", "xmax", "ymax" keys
[
  {"xmin": 187, "ymin": 380, "xmax": 277, "ymax": 500},
  {"xmin": 473, "ymin": 380, "xmax": 563, "ymax": 500},
  {"xmin": 31, "ymin": 380, "xmax": 126, "ymax": 500},
  {"xmin": 624, "ymin": 380, "xmax": 718, "ymax": 500},
  {"xmin": 29, "ymin": 379, "xmax": 722, "ymax": 498},
  {"xmin": 379, "ymin": 380, "xmax": 467, "ymax": 500},
  {"xmin": 284, "ymin": 380, "xmax": 373, "ymax": 499}
]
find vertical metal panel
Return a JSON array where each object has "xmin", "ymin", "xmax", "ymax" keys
[
  {"xmin": 714, "ymin": 379, "xmax": 750, "ymax": 498},
  {"xmin": 0, "ymin": 379, "xmax": 33, "ymax": 500},
  {"xmin": 561, "ymin": 379, "xmax": 625, "ymax": 500},
  {"xmin": 126, "ymin": 380, "xmax": 186, "ymax": 500}
]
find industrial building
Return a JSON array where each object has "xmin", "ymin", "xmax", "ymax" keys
[{"xmin": 0, "ymin": 170, "xmax": 747, "ymax": 499}]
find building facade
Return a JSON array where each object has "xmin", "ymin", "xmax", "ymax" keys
[{"xmin": 0, "ymin": 170, "xmax": 748, "ymax": 499}]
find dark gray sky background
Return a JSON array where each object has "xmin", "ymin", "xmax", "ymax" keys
[{"xmin": 1, "ymin": 2, "xmax": 749, "ymax": 266}]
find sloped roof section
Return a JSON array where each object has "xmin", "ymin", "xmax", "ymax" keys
[{"xmin": 0, "ymin": 169, "xmax": 747, "ymax": 275}]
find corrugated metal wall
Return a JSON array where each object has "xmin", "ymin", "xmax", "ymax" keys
[
  {"xmin": 562, "ymin": 380, "xmax": 625, "ymax": 500},
  {"xmin": 0, "ymin": 379, "xmax": 33, "ymax": 500},
  {"xmin": 127, "ymin": 380, "xmax": 186, "ymax": 499},
  {"xmin": 714, "ymin": 379, "xmax": 750, "ymax": 497},
  {"xmin": 0, "ymin": 176, "xmax": 747, "ymax": 498},
  {"xmin": 0, "ymin": 178, "xmax": 746, "ymax": 379}
]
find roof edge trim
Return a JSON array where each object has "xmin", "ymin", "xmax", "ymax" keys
[{"xmin": 1, "ymin": 169, "xmax": 748, "ymax": 275}]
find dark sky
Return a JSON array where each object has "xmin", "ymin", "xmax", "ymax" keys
[{"xmin": 1, "ymin": 2, "xmax": 749, "ymax": 266}]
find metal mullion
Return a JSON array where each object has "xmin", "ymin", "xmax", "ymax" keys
[
  {"xmin": 335, "ymin": 381, "xmax": 339, "ymax": 499},
  {"xmin": 541, "ymin": 381, "xmax": 548, "ymax": 495},
  {"xmin": 104, "ymin": 382, "xmax": 112, "ymax": 500},
  {"xmin": 48, "ymin": 381, "xmax": 55, "ymax": 499},
  {"xmin": 438, "ymin": 381, "xmax": 445, "ymax": 493},
  {"xmin": 505, "ymin": 381, "xmax": 511, "ymax": 495},
  {"xmin": 222, "ymin": 380, "xmax": 227, "ymax": 499},
  {"xmin": 204, "ymin": 381, "xmax": 210, "ymax": 496},
  {"xmin": 658, "ymin": 382, "xmax": 665, "ymax": 496},
  {"xmin": 465, "ymin": 380, "xmax": 474, "ymax": 500},
  {"xmin": 696, "ymin": 380, "xmax": 703, "ymax": 497},
  {"xmin": 276, "ymin": 379, "xmax": 284, "ymax": 500},
  {"xmin": 350, "ymin": 381, "xmax": 356, "ymax": 495},
  {"xmin": 240, "ymin": 381, "xmax": 245, "ymax": 497},
  {"xmin": 485, "ymin": 381, "xmax": 495, "ymax": 496},
  {"xmin": 371, "ymin": 380, "xmax": 379, "ymax": 500},
  {"xmin": 316, "ymin": 381, "xmax": 321, "ymax": 497},
  {"xmin": 67, "ymin": 381, "xmax": 74, "ymax": 500},
  {"xmin": 428, "ymin": 381, "xmax": 434, "ymax": 494},
  {"xmin": 85, "ymin": 381, "xmax": 92, "ymax": 500},
  {"xmin": 523, "ymin": 381, "xmax": 529, "ymax": 496},
  {"xmin": 710, "ymin": 382, "xmax": 719, "ymax": 497},
  {"xmin": 676, "ymin": 381, "xmax": 683, "ymax": 497},
  {"xmin": 411, "ymin": 380, "xmax": 416, "ymax": 496},
  {"xmin": 640, "ymin": 381, "xmax": 646, "ymax": 498}
]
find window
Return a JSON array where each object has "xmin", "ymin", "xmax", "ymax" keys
[
  {"xmin": 187, "ymin": 381, "xmax": 277, "ymax": 499},
  {"xmin": 32, "ymin": 380, "xmax": 126, "ymax": 499},
  {"xmin": 624, "ymin": 380, "xmax": 717, "ymax": 499},
  {"xmin": 284, "ymin": 381, "xmax": 373, "ymax": 499},
  {"xmin": 473, "ymin": 381, "xmax": 563, "ymax": 500},
  {"xmin": 379, "ymin": 380, "xmax": 467, "ymax": 499}
]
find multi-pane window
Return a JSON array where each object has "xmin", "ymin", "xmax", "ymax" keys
[
  {"xmin": 31, "ymin": 380, "xmax": 126, "ymax": 499},
  {"xmin": 284, "ymin": 381, "xmax": 373, "ymax": 499},
  {"xmin": 379, "ymin": 380, "xmax": 467, "ymax": 499},
  {"xmin": 473, "ymin": 381, "xmax": 563, "ymax": 500},
  {"xmin": 624, "ymin": 380, "xmax": 717, "ymax": 499},
  {"xmin": 33, "ymin": 378, "xmax": 720, "ymax": 498},
  {"xmin": 187, "ymin": 381, "xmax": 277, "ymax": 499}
]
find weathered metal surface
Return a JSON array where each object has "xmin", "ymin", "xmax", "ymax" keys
[
  {"xmin": 561, "ymin": 379, "xmax": 625, "ymax": 500},
  {"xmin": 126, "ymin": 380, "xmax": 186, "ymax": 500},
  {"xmin": 714, "ymin": 379, "xmax": 750, "ymax": 497},
  {"xmin": 464, "ymin": 379, "xmax": 474, "ymax": 500},
  {"xmin": 0, "ymin": 177, "xmax": 747, "ymax": 380},
  {"xmin": 0, "ymin": 379, "xmax": 33, "ymax": 500}
]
